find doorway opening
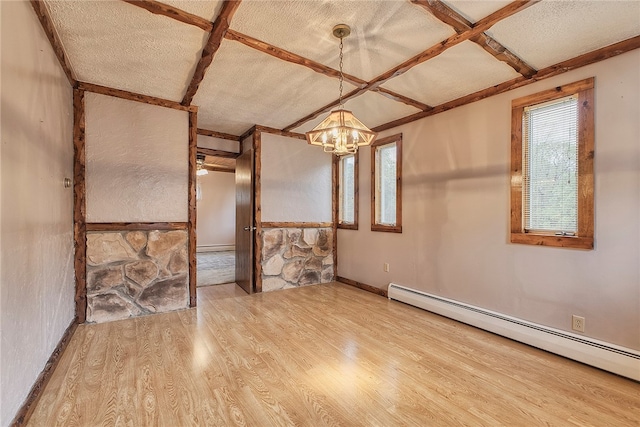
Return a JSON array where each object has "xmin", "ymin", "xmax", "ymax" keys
[{"xmin": 195, "ymin": 153, "xmax": 239, "ymax": 290}]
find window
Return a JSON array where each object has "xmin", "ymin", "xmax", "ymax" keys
[
  {"xmin": 337, "ymin": 152, "xmax": 358, "ymax": 229},
  {"xmin": 511, "ymin": 78, "xmax": 594, "ymax": 249},
  {"xmin": 372, "ymin": 134, "xmax": 402, "ymax": 233}
]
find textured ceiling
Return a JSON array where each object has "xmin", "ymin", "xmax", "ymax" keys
[{"xmin": 43, "ymin": 0, "xmax": 640, "ymax": 141}]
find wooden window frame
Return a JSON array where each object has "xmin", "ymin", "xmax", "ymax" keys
[
  {"xmin": 510, "ymin": 78, "xmax": 594, "ymax": 249},
  {"xmin": 371, "ymin": 134, "xmax": 402, "ymax": 233},
  {"xmin": 336, "ymin": 152, "xmax": 359, "ymax": 230}
]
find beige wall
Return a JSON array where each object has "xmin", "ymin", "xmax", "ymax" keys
[
  {"xmin": 197, "ymin": 171, "xmax": 235, "ymax": 247},
  {"xmin": 85, "ymin": 92, "xmax": 188, "ymax": 222},
  {"xmin": 1, "ymin": 1, "xmax": 75, "ymax": 424},
  {"xmin": 261, "ymin": 133, "xmax": 332, "ymax": 222},
  {"xmin": 338, "ymin": 50, "xmax": 640, "ymax": 350}
]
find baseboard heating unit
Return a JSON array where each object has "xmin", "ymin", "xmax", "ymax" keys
[{"xmin": 388, "ymin": 283, "xmax": 640, "ymax": 381}]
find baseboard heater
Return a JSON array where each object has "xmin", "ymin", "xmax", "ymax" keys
[{"xmin": 388, "ymin": 283, "xmax": 640, "ymax": 381}]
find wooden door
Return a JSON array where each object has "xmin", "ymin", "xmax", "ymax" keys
[{"xmin": 235, "ymin": 149, "xmax": 254, "ymax": 294}]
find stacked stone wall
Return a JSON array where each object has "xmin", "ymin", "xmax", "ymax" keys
[
  {"xmin": 86, "ymin": 229, "xmax": 189, "ymax": 323},
  {"xmin": 261, "ymin": 227, "xmax": 334, "ymax": 292}
]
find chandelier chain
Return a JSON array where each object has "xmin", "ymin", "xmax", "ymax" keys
[{"xmin": 338, "ymin": 37, "xmax": 344, "ymax": 107}]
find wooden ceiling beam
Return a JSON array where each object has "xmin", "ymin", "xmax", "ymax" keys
[
  {"xmin": 372, "ymin": 35, "xmax": 640, "ymax": 133},
  {"xmin": 254, "ymin": 125, "xmax": 307, "ymax": 141},
  {"xmin": 30, "ymin": 0, "xmax": 76, "ymax": 86},
  {"xmin": 197, "ymin": 128, "xmax": 240, "ymax": 141},
  {"xmin": 78, "ymin": 81, "xmax": 197, "ymax": 112},
  {"xmin": 412, "ymin": 0, "xmax": 536, "ymax": 78},
  {"xmin": 197, "ymin": 147, "xmax": 240, "ymax": 158},
  {"xmin": 283, "ymin": 0, "xmax": 538, "ymax": 132},
  {"xmin": 121, "ymin": 0, "xmax": 213, "ymax": 32},
  {"xmin": 225, "ymin": 30, "xmax": 367, "ymax": 88},
  {"xmin": 182, "ymin": 0, "xmax": 242, "ymax": 106},
  {"xmin": 371, "ymin": 87, "xmax": 432, "ymax": 111}
]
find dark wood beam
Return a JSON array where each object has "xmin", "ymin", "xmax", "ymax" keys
[
  {"xmin": 73, "ymin": 89, "xmax": 87, "ymax": 323},
  {"xmin": 284, "ymin": 0, "xmax": 539, "ymax": 131},
  {"xmin": 78, "ymin": 81, "xmax": 196, "ymax": 112},
  {"xmin": 470, "ymin": 33, "xmax": 537, "ymax": 78},
  {"xmin": 225, "ymin": 30, "xmax": 367, "ymax": 88},
  {"xmin": 197, "ymin": 147, "xmax": 240, "ymax": 158},
  {"xmin": 411, "ymin": 0, "xmax": 472, "ymax": 34},
  {"xmin": 412, "ymin": 0, "xmax": 536, "ymax": 77},
  {"xmin": 372, "ymin": 87, "xmax": 432, "ymax": 111},
  {"xmin": 239, "ymin": 125, "xmax": 257, "ymax": 142},
  {"xmin": 182, "ymin": 0, "xmax": 242, "ymax": 105},
  {"xmin": 86, "ymin": 222, "xmax": 188, "ymax": 231},
  {"xmin": 372, "ymin": 35, "xmax": 640, "ymax": 132},
  {"xmin": 122, "ymin": 0, "xmax": 213, "ymax": 32},
  {"xmin": 30, "ymin": 0, "xmax": 76, "ymax": 86},
  {"xmin": 188, "ymin": 111, "xmax": 197, "ymax": 307},
  {"xmin": 197, "ymin": 128, "xmax": 240, "ymax": 141},
  {"xmin": 254, "ymin": 125, "xmax": 306, "ymax": 140}
]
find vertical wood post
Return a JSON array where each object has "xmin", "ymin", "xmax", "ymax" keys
[
  {"xmin": 73, "ymin": 89, "xmax": 87, "ymax": 323},
  {"xmin": 253, "ymin": 131, "xmax": 263, "ymax": 293},
  {"xmin": 188, "ymin": 110, "xmax": 198, "ymax": 306}
]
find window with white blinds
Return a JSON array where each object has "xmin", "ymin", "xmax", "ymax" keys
[
  {"xmin": 338, "ymin": 154, "xmax": 356, "ymax": 226},
  {"xmin": 523, "ymin": 95, "xmax": 579, "ymax": 235},
  {"xmin": 510, "ymin": 77, "xmax": 594, "ymax": 250}
]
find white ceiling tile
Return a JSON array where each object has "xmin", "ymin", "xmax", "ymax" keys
[
  {"xmin": 487, "ymin": 1, "xmax": 640, "ymax": 69},
  {"xmin": 194, "ymin": 40, "xmax": 357, "ymax": 135},
  {"xmin": 230, "ymin": 0, "xmax": 456, "ymax": 81},
  {"xmin": 293, "ymin": 90, "xmax": 420, "ymax": 134},
  {"xmin": 442, "ymin": 0, "xmax": 513, "ymax": 23},
  {"xmin": 380, "ymin": 40, "xmax": 521, "ymax": 107},
  {"xmin": 161, "ymin": 0, "xmax": 224, "ymax": 21},
  {"xmin": 45, "ymin": 0, "xmax": 208, "ymax": 101}
]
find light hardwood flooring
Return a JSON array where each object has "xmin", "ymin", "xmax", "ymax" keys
[{"xmin": 27, "ymin": 282, "xmax": 639, "ymax": 426}]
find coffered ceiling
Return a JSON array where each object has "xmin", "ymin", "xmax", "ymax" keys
[{"xmin": 38, "ymin": 0, "xmax": 640, "ymax": 139}]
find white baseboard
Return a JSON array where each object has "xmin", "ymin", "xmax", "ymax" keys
[
  {"xmin": 388, "ymin": 283, "xmax": 640, "ymax": 381},
  {"xmin": 197, "ymin": 245, "xmax": 235, "ymax": 253}
]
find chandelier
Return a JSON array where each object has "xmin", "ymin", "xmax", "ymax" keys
[{"xmin": 306, "ymin": 24, "xmax": 377, "ymax": 156}]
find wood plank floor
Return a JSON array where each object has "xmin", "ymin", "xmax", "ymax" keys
[{"xmin": 27, "ymin": 282, "xmax": 639, "ymax": 426}]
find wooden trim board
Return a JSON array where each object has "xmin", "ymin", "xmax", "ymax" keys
[
  {"xmin": 10, "ymin": 319, "xmax": 78, "ymax": 426},
  {"xmin": 86, "ymin": 222, "xmax": 188, "ymax": 231},
  {"xmin": 337, "ymin": 276, "xmax": 388, "ymax": 298},
  {"xmin": 261, "ymin": 222, "xmax": 332, "ymax": 229},
  {"xmin": 73, "ymin": 88, "xmax": 87, "ymax": 323},
  {"xmin": 188, "ymin": 111, "xmax": 198, "ymax": 307}
]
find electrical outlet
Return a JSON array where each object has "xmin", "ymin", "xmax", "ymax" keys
[
  {"xmin": 572, "ymin": 315, "xmax": 585, "ymax": 332},
  {"xmin": 383, "ymin": 263, "xmax": 390, "ymax": 272}
]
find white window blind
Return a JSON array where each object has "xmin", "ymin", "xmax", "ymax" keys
[
  {"xmin": 376, "ymin": 143, "xmax": 397, "ymax": 225},
  {"xmin": 339, "ymin": 155, "xmax": 355, "ymax": 223},
  {"xmin": 523, "ymin": 94, "xmax": 579, "ymax": 234}
]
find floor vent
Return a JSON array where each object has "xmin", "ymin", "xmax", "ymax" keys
[{"xmin": 388, "ymin": 283, "xmax": 640, "ymax": 381}]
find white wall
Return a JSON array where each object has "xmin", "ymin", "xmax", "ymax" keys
[
  {"xmin": 0, "ymin": 1, "xmax": 75, "ymax": 425},
  {"xmin": 85, "ymin": 92, "xmax": 188, "ymax": 222},
  {"xmin": 261, "ymin": 133, "xmax": 332, "ymax": 222},
  {"xmin": 339, "ymin": 50, "xmax": 640, "ymax": 350},
  {"xmin": 197, "ymin": 171, "xmax": 235, "ymax": 247}
]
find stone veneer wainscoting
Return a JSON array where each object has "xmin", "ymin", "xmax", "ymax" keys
[
  {"xmin": 261, "ymin": 227, "xmax": 334, "ymax": 291},
  {"xmin": 85, "ymin": 230, "xmax": 189, "ymax": 323}
]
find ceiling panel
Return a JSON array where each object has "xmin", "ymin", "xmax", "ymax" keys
[
  {"xmin": 193, "ymin": 40, "xmax": 357, "ymax": 136},
  {"xmin": 443, "ymin": 0, "xmax": 513, "ymax": 23},
  {"xmin": 293, "ymin": 90, "xmax": 421, "ymax": 134},
  {"xmin": 161, "ymin": 0, "xmax": 224, "ymax": 21},
  {"xmin": 487, "ymin": 1, "xmax": 640, "ymax": 69},
  {"xmin": 230, "ymin": 0, "xmax": 456, "ymax": 81},
  {"xmin": 380, "ymin": 40, "xmax": 521, "ymax": 107},
  {"xmin": 45, "ymin": 0, "xmax": 207, "ymax": 101}
]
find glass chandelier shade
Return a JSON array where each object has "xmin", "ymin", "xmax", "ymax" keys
[
  {"xmin": 306, "ymin": 24, "xmax": 376, "ymax": 156},
  {"xmin": 306, "ymin": 109, "xmax": 377, "ymax": 155}
]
